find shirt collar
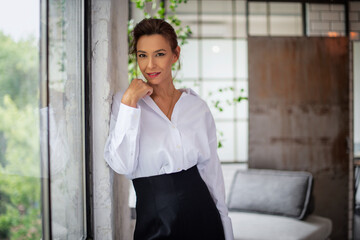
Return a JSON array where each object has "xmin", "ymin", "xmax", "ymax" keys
[
  {"xmin": 178, "ymin": 87, "xmax": 199, "ymax": 97},
  {"xmin": 140, "ymin": 88, "xmax": 197, "ymax": 122},
  {"xmin": 140, "ymin": 87, "xmax": 197, "ymax": 103}
]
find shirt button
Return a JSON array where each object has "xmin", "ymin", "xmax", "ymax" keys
[{"xmin": 176, "ymin": 145, "xmax": 181, "ymax": 149}]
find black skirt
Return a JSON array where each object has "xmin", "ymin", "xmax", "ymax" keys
[{"xmin": 132, "ymin": 165, "xmax": 225, "ymax": 240}]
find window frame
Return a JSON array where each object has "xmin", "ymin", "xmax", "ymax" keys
[{"xmin": 39, "ymin": 0, "xmax": 93, "ymax": 238}]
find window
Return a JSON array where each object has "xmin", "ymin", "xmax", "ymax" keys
[
  {"xmin": 350, "ymin": 2, "xmax": 360, "ymax": 40},
  {"xmin": 306, "ymin": 3, "xmax": 345, "ymax": 37},
  {"xmin": 249, "ymin": 2, "xmax": 303, "ymax": 36},
  {"xmin": 42, "ymin": 0, "xmax": 88, "ymax": 238},
  {"xmin": 0, "ymin": 1, "xmax": 42, "ymax": 239},
  {"xmin": 0, "ymin": 0, "xmax": 90, "ymax": 239}
]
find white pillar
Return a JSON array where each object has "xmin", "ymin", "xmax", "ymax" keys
[{"xmin": 91, "ymin": 0, "xmax": 131, "ymax": 239}]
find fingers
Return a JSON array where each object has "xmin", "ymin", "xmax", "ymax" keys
[
  {"xmin": 129, "ymin": 78, "xmax": 153, "ymax": 99},
  {"xmin": 146, "ymin": 88, "xmax": 153, "ymax": 96}
]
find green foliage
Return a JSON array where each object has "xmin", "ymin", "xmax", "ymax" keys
[
  {"xmin": 0, "ymin": 96, "xmax": 40, "ymax": 177},
  {"xmin": 0, "ymin": 31, "xmax": 39, "ymax": 108},
  {"xmin": 207, "ymin": 87, "xmax": 248, "ymax": 149},
  {"xmin": 0, "ymin": 31, "xmax": 41, "ymax": 239},
  {"xmin": 208, "ymin": 86, "xmax": 248, "ymax": 113},
  {"xmin": 0, "ymin": 174, "xmax": 41, "ymax": 240},
  {"xmin": 0, "ymin": 95, "xmax": 41, "ymax": 239}
]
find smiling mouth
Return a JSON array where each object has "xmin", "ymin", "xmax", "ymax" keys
[{"xmin": 147, "ymin": 72, "xmax": 161, "ymax": 78}]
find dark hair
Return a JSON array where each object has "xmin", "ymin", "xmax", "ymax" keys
[{"xmin": 129, "ymin": 18, "xmax": 179, "ymax": 58}]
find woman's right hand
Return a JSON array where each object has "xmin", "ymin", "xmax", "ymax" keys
[{"xmin": 121, "ymin": 78, "xmax": 153, "ymax": 108}]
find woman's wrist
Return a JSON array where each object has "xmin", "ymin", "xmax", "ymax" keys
[{"xmin": 121, "ymin": 93, "xmax": 138, "ymax": 108}]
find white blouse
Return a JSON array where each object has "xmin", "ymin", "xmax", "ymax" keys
[{"xmin": 104, "ymin": 88, "xmax": 234, "ymax": 240}]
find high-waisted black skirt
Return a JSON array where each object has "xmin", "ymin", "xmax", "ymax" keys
[{"xmin": 132, "ymin": 165, "xmax": 225, "ymax": 240}]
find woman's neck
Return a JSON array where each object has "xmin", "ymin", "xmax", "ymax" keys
[{"xmin": 149, "ymin": 81, "xmax": 176, "ymax": 99}]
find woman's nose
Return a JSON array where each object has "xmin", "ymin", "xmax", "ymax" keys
[{"xmin": 147, "ymin": 57, "xmax": 156, "ymax": 69}]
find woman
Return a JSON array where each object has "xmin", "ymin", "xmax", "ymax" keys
[{"xmin": 104, "ymin": 18, "xmax": 234, "ymax": 240}]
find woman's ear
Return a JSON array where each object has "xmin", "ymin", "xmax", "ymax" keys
[{"xmin": 172, "ymin": 46, "xmax": 181, "ymax": 64}]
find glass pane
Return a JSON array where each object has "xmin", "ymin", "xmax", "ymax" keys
[
  {"xmin": 201, "ymin": 1, "xmax": 233, "ymax": 38},
  {"xmin": 235, "ymin": 0, "xmax": 247, "ymax": 38},
  {"xmin": 269, "ymin": 3, "xmax": 302, "ymax": 36},
  {"xmin": 236, "ymin": 120, "xmax": 248, "ymax": 161},
  {"xmin": 235, "ymin": 39, "xmax": 248, "ymax": 79},
  {"xmin": 169, "ymin": 0, "xmax": 197, "ymax": 14},
  {"xmin": 236, "ymin": 80, "xmax": 248, "ymax": 97},
  {"xmin": 130, "ymin": 2, "xmax": 145, "ymax": 25},
  {"xmin": 350, "ymin": 2, "xmax": 360, "ymax": 40},
  {"xmin": 270, "ymin": 2, "xmax": 302, "ymax": 15},
  {"xmin": 249, "ymin": 2, "xmax": 268, "ymax": 36},
  {"xmin": 202, "ymin": 81, "xmax": 234, "ymax": 120},
  {"xmin": 306, "ymin": 3, "xmax": 346, "ymax": 37},
  {"xmin": 167, "ymin": 0, "xmax": 199, "ymax": 38},
  {"xmin": 249, "ymin": 2, "xmax": 267, "ymax": 14},
  {"xmin": 201, "ymin": 15, "xmax": 233, "ymax": 38},
  {"xmin": 235, "ymin": 81, "xmax": 248, "ymax": 120},
  {"xmin": 270, "ymin": 15, "xmax": 303, "ymax": 36},
  {"xmin": 174, "ymin": 79, "xmax": 201, "ymax": 94},
  {"xmin": 48, "ymin": 0, "xmax": 85, "ymax": 238},
  {"xmin": 177, "ymin": 39, "xmax": 199, "ymax": 80},
  {"xmin": 0, "ymin": 0, "xmax": 42, "ymax": 239},
  {"xmin": 216, "ymin": 121, "xmax": 235, "ymax": 162},
  {"xmin": 201, "ymin": 39, "xmax": 234, "ymax": 79},
  {"xmin": 236, "ymin": 98, "xmax": 248, "ymax": 120}
]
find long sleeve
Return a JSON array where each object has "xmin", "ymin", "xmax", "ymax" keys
[
  {"xmin": 103, "ymin": 92, "xmax": 141, "ymax": 178},
  {"xmin": 197, "ymin": 105, "xmax": 235, "ymax": 240}
]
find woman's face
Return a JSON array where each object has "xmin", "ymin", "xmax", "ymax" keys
[{"xmin": 136, "ymin": 34, "xmax": 180, "ymax": 85}]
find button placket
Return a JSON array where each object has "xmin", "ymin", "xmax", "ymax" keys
[
  {"xmin": 171, "ymin": 124, "xmax": 182, "ymax": 150},
  {"xmin": 170, "ymin": 121, "xmax": 184, "ymax": 172}
]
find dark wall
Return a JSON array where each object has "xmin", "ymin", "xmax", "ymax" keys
[{"xmin": 248, "ymin": 37, "xmax": 349, "ymax": 240}]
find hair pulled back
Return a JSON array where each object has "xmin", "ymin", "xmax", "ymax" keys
[{"xmin": 130, "ymin": 18, "xmax": 179, "ymax": 57}]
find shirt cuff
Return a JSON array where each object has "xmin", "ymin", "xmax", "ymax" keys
[
  {"xmin": 114, "ymin": 103, "xmax": 141, "ymax": 137},
  {"xmin": 221, "ymin": 215, "xmax": 234, "ymax": 240}
]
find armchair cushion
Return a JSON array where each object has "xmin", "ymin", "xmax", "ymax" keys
[{"xmin": 227, "ymin": 169, "xmax": 313, "ymax": 220}]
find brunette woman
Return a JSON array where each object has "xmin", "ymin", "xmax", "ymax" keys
[{"xmin": 104, "ymin": 18, "xmax": 234, "ymax": 240}]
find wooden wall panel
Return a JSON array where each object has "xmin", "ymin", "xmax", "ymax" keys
[{"xmin": 248, "ymin": 37, "xmax": 349, "ymax": 239}]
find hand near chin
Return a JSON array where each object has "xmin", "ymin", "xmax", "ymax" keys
[{"xmin": 121, "ymin": 78, "xmax": 153, "ymax": 108}]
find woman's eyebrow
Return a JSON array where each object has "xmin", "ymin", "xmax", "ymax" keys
[
  {"xmin": 154, "ymin": 49, "xmax": 166, "ymax": 52},
  {"xmin": 137, "ymin": 49, "xmax": 166, "ymax": 53}
]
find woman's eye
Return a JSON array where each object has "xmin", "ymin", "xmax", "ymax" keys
[
  {"xmin": 156, "ymin": 53, "xmax": 165, "ymax": 57},
  {"xmin": 138, "ymin": 54, "xmax": 146, "ymax": 58}
]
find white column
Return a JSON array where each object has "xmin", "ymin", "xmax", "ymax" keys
[{"xmin": 91, "ymin": 0, "xmax": 131, "ymax": 239}]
